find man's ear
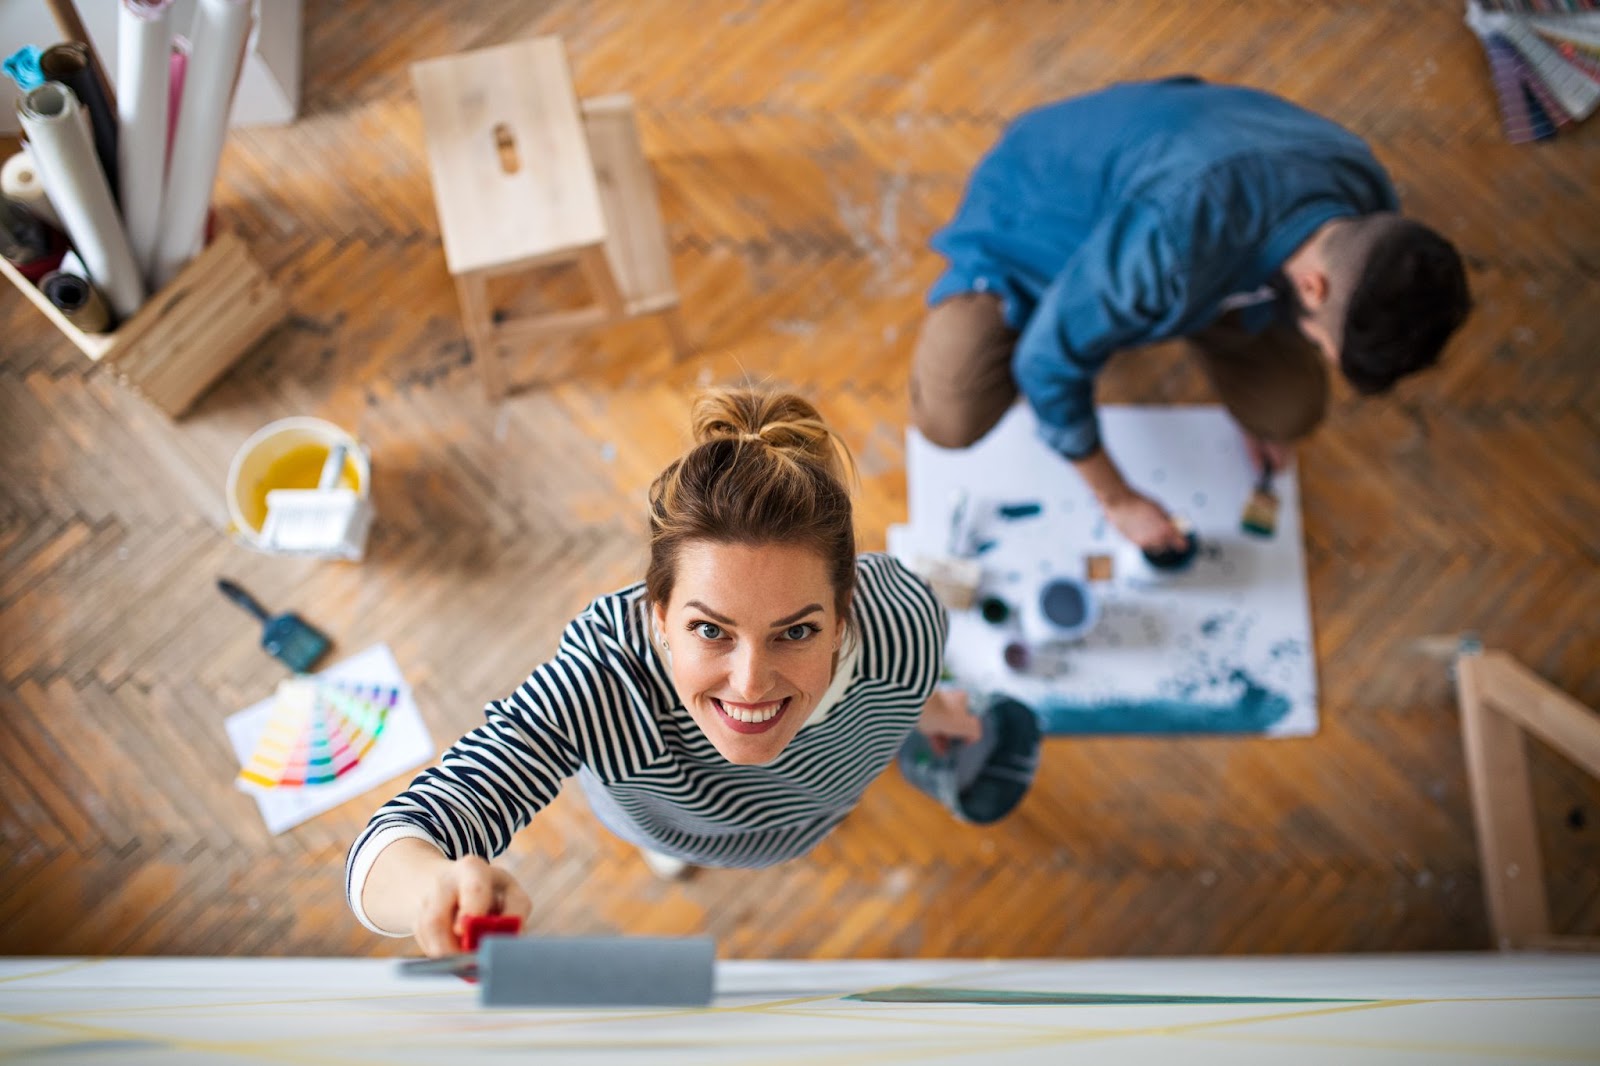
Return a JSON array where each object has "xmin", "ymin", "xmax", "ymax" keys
[{"xmin": 1295, "ymin": 268, "xmax": 1331, "ymax": 312}]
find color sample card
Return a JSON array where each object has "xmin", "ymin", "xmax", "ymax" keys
[
  {"xmin": 226, "ymin": 644, "xmax": 435, "ymax": 834},
  {"xmin": 235, "ymin": 677, "xmax": 399, "ymax": 788}
]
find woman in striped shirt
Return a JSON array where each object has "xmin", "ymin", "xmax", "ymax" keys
[{"xmin": 348, "ymin": 388, "xmax": 979, "ymax": 956}]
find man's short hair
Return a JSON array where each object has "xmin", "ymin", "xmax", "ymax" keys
[{"xmin": 1338, "ymin": 220, "xmax": 1471, "ymax": 395}]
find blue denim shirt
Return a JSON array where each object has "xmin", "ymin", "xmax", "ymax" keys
[{"xmin": 929, "ymin": 78, "xmax": 1398, "ymax": 459}]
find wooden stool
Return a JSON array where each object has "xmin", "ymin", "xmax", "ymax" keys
[{"xmin": 411, "ymin": 38, "xmax": 689, "ymax": 401}]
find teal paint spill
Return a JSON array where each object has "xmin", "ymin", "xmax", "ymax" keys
[
  {"xmin": 847, "ymin": 987, "xmax": 1371, "ymax": 1005},
  {"xmin": 1036, "ymin": 669, "xmax": 1292, "ymax": 735},
  {"xmin": 996, "ymin": 501, "xmax": 1042, "ymax": 520}
]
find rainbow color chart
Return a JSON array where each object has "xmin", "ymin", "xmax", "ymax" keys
[
  {"xmin": 226, "ymin": 643, "xmax": 435, "ymax": 834},
  {"xmin": 236, "ymin": 677, "xmax": 400, "ymax": 790}
]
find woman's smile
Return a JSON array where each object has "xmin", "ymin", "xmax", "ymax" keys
[{"xmin": 712, "ymin": 696, "xmax": 791, "ymax": 732}]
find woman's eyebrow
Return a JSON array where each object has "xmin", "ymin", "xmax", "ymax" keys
[
  {"xmin": 683, "ymin": 600, "xmax": 735, "ymax": 625},
  {"xmin": 681, "ymin": 601, "xmax": 823, "ymax": 628},
  {"xmin": 769, "ymin": 604, "xmax": 823, "ymax": 628}
]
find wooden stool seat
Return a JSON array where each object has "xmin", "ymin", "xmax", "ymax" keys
[{"xmin": 411, "ymin": 38, "xmax": 688, "ymax": 401}]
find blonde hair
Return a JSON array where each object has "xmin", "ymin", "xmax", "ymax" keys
[{"xmin": 646, "ymin": 388, "xmax": 858, "ymax": 619}]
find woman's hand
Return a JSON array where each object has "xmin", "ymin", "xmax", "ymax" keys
[
  {"xmin": 918, "ymin": 688, "xmax": 984, "ymax": 756},
  {"xmin": 362, "ymin": 839, "xmax": 534, "ymax": 958},
  {"xmin": 411, "ymin": 855, "xmax": 534, "ymax": 958}
]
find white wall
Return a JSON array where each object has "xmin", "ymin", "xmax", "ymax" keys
[{"xmin": 2, "ymin": 0, "xmax": 301, "ymax": 136}]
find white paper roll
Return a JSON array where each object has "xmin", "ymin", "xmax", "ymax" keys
[
  {"xmin": 17, "ymin": 83, "xmax": 146, "ymax": 320},
  {"xmin": 150, "ymin": 0, "xmax": 252, "ymax": 288},
  {"xmin": 1, "ymin": 147, "xmax": 64, "ymax": 230},
  {"xmin": 118, "ymin": 0, "xmax": 175, "ymax": 284}
]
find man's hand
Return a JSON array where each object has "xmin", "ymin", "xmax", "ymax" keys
[
  {"xmin": 1070, "ymin": 446, "xmax": 1186, "ymax": 553},
  {"xmin": 1103, "ymin": 491, "xmax": 1188, "ymax": 553},
  {"xmin": 918, "ymin": 688, "xmax": 984, "ymax": 756},
  {"xmin": 1245, "ymin": 435, "xmax": 1293, "ymax": 477}
]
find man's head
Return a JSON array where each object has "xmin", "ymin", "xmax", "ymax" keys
[{"xmin": 1286, "ymin": 214, "xmax": 1472, "ymax": 395}]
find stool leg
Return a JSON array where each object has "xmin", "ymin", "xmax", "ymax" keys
[
  {"xmin": 659, "ymin": 306, "xmax": 693, "ymax": 359},
  {"xmin": 455, "ymin": 274, "xmax": 507, "ymax": 402},
  {"xmin": 579, "ymin": 246, "xmax": 626, "ymax": 319}
]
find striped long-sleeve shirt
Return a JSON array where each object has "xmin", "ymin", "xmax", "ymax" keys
[{"xmin": 346, "ymin": 553, "xmax": 945, "ymax": 934}]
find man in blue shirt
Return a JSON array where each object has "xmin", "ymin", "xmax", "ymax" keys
[{"xmin": 911, "ymin": 78, "xmax": 1471, "ymax": 553}]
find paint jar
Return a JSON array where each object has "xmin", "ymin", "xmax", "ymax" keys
[
  {"xmin": 979, "ymin": 596, "xmax": 1011, "ymax": 625},
  {"xmin": 1142, "ymin": 520, "xmax": 1199, "ymax": 572},
  {"xmin": 896, "ymin": 695, "xmax": 1042, "ymax": 826},
  {"xmin": 225, "ymin": 417, "xmax": 372, "ymax": 556},
  {"xmin": 1002, "ymin": 641, "xmax": 1031, "ymax": 672},
  {"xmin": 1117, "ymin": 519, "xmax": 1200, "ymax": 586},
  {"xmin": 1032, "ymin": 575, "xmax": 1099, "ymax": 642}
]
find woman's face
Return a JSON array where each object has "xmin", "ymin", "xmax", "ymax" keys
[{"xmin": 652, "ymin": 540, "xmax": 842, "ymax": 766}]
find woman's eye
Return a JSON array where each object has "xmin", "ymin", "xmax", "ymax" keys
[
  {"xmin": 692, "ymin": 622, "xmax": 724, "ymax": 641},
  {"xmin": 782, "ymin": 624, "xmax": 819, "ymax": 642}
]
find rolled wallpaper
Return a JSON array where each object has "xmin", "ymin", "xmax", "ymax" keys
[
  {"xmin": 117, "ymin": 0, "xmax": 175, "ymax": 282},
  {"xmin": 150, "ymin": 0, "xmax": 252, "ymax": 288},
  {"xmin": 18, "ymin": 82, "xmax": 145, "ymax": 319},
  {"xmin": 2, "ymin": 147, "xmax": 65, "ymax": 230},
  {"xmin": 39, "ymin": 43, "xmax": 120, "ymax": 206}
]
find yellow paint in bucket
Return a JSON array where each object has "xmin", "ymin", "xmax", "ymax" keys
[
  {"xmin": 242, "ymin": 445, "xmax": 361, "ymax": 532},
  {"xmin": 226, "ymin": 418, "xmax": 370, "ymax": 547}
]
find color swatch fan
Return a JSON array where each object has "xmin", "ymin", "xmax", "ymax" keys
[
  {"xmin": 1467, "ymin": 1, "xmax": 1600, "ymax": 143},
  {"xmin": 236, "ymin": 677, "xmax": 400, "ymax": 790},
  {"xmin": 225, "ymin": 643, "xmax": 434, "ymax": 834}
]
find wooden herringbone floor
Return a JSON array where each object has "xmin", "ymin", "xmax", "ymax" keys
[{"xmin": 2, "ymin": 0, "xmax": 1597, "ymax": 960}]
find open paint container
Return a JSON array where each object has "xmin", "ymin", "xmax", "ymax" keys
[
  {"xmin": 225, "ymin": 417, "xmax": 372, "ymax": 557},
  {"xmin": 896, "ymin": 695, "xmax": 1042, "ymax": 825},
  {"xmin": 1016, "ymin": 574, "xmax": 1099, "ymax": 649}
]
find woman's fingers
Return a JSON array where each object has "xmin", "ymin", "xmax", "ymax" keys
[
  {"xmin": 499, "ymin": 876, "xmax": 534, "ymax": 923},
  {"xmin": 452, "ymin": 857, "xmax": 498, "ymax": 936},
  {"xmin": 413, "ymin": 881, "xmax": 460, "ymax": 958},
  {"xmin": 411, "ymin": 857, "xmax": 531, "ymax": 957}
]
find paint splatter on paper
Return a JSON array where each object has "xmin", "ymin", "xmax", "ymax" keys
[{"xmin": 890, "ymin": 406, "xmax": 1318, "ymax": 737}]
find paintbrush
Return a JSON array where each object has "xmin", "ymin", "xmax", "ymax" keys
[
  {"xmin": 216, "ymin": 579, "xmax": 332, "ymax": 673},
  {"xmin": 1240, "ymin": 459, "xmax": 1278, "ymax": 538}
]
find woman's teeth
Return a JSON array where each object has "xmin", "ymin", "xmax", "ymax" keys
[{"xmin": 716, "ymin": 698, "xmax": 785, "ymax": 723}]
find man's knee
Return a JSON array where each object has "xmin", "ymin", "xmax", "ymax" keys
[
  {"xmin": 910, "ymin": 386, "xmax": 1002, "ymax": 450},
  {"xmin": 1267, "ymin": 401, "xmax": 1327, "ymax": 443},
  {"xmin": 908, "ymin": 293, "xmax": 1017, "ymax": 450},
  {"xmin": 1247, "ymin": 377, "xmax": 1328, "ymax": 443}
]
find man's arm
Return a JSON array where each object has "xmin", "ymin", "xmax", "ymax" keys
[
  {"xmin": 1073, "ymin": 447, "xmax": 1189, "ymax": 552},
  {"xmin": 1012, "ymin": 204, "xmax": 1203, "ymax": 551}
]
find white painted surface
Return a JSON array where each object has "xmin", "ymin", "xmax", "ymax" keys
[{"xmin": 0, "ymin": 954, "xmax": 1596, "ymax": 1063}]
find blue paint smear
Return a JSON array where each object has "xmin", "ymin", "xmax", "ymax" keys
[
  {"xmin": 996, "ymin": 501, "xmax": 1042, "ymax": 520},
  {"xmin": 1035, "ymin": 670, "xmax": 1292, "ymax": 735},
  {"xmin": 25, "ymin": 1041, "xmax": 172, "ymax": 1057},
  {"xmin": 973, "ymin": 539, "xmax": 999, "ymax": 555}
]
